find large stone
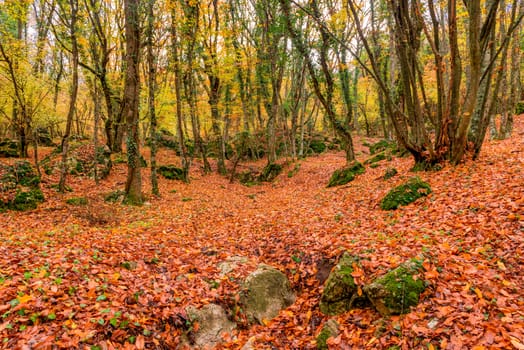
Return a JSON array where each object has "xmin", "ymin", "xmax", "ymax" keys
[
  {"xmin": 240, "ymin": 265, "xmax": 295, "ymax": 324},
  {"xmin": 0, "ymin": 161, "xmax": 44, "ymax": 212},
  {"xmin": 380, "ymin": 176, "xmax": 431, "ymax": 210},
  {"xmin": 319, "ymin": 252, "xmax": 361, "ymax": 315},
  {"xmin": 327, "ymin": 162, "xmax": 365, "ymax": 187},
  {"xmin": 363, "ymin": 260, "xmax": 426, "ymax": 316},
  {"xmin": 185, "ymin": 303, "xmax": 236, "ymax": 349}
]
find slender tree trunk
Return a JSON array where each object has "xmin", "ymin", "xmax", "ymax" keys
[
  {"xmin": 92, "ymin": 80, "xmax": 101, "ymax": 185},
  {"xmin": 171, "ymin": 8, "xmax": 190, "ymax": 182},
  {"xmin": 123, "ymin": 0, "xmax": 143, "ymax": 204},
  {"xmin": 59, "ymin": 0, "xmax": 80, "ymax": 193},
  {"xmin": 147, "ymin": 0, "xmax": 159, "ymax": 196}
]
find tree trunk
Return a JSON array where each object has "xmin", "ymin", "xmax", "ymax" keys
[
  {"xmin": 59, "ymin": 0, "xmax": 80, "ymax": 193},
  {"xmin": 147, "ymin": 0, "xmax": 159, "ymax": 196},
  {"xmin": 123, "ymin": 0, "xmax": 143, "ymax": 204}
]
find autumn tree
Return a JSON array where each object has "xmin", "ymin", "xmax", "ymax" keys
[
  {"xmin": 54, "ymin": 0, "xmax": 81, "ymax": 192},
  {"xmin": 346, "ymin": 0, "xmax": 524, "ymax": 167},
  {"xmin": 281, "ymin": 0, "xmax": 356, "ymax": 163},
  {"xmin": 0, "ymin": 0, "xmax": 50, "ymax": 158}
]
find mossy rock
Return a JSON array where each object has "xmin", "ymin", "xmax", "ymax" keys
[
  {"xmin": 363, "ymin": 260, "xmax": 426, "ymax": 316},
  {"xmin": 516, "ymin": 101, "xmax": 524, "ymax": 115},
  {"xmin": 309, "ymin": 139, "xmax": 327, "ymax": 154},
  {"xmin": 258, "ymin": 163, "xmax": 283, "ymax": 182},
  {"xmin": 65, "ymin": 197, "xmax": 88, "ymax": 206},
  {"xmin": 104, "ymin": 190, "xmax": 125, "ymax": 203},
  {"xmin": 240, "ymin": 265, "xmax": 295, "ymax": 324},
  {"xmin": 380, "ymin": 176, "xmax": 431, "ymax": 210},
  {"xmin": 3, "ymin": 161, "xmax": 41, "ymax": 187},
  {"xmin": 0, "ymin": 161, "xmax": 44, "ymax": 211},
  {"xmin": 327, "ymin": 162, "xmax": 365, "ymax": 187},
  {"xmin": 158, "ymin": 165, "xmax": 185, "ymax": 181},
  {"xmin": 316, "ymin": 319, "xmax": 339, "ymax": 350},
  {"xmin": 11, "ymin": 188, "xmax": 45, "ymax": 211},
  {"xmin": 0, "ymin": 140, "xmax": 19, "ymax": 158},
  {"xmin": 238, "ymin": 170, "xmax": 258, "ymax": 186},
  {"xmin": 319, "ymin": 252, "xmax": 362, "ymax": 315},
  {"xmin": 368, "ymin": 140, "xmax": 395, "ymax": 155},
  {"xmin": 0, "ymin": 147, "xmax": 19, "ymax": 158},
  {"xmin": 365, "ymin": 152, "xmax": 388, "ymax": 165},
  {"xmin": 383, "ymin": 167, "xmax": 398, "ymax": 180}
]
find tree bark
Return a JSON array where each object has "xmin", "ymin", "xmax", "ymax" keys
[{"xmin": 123, "ymin": 0, "xmax": 143, "ymax": 204}]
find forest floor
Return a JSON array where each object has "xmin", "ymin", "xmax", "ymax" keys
[{"xmin": 0, "ymin": 117, "xmax": 523, "ymax": 350}]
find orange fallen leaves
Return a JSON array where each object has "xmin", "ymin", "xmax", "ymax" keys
[{"xmin": 0, "ymin": 116, "xmax": 522, "ymax": 349}]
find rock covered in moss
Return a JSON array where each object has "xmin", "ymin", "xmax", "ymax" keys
[
  {"xmin": 258, "ymin": 163, "xmax": 283, "ymax": 182},
  {"xmin": 0, "ymin": 139, "xmax": 19, "ymax": 158},
  {"xmin": 0, "ymin": 161, "xmax": 44, "ymax": 211},
  {"xmin": 319, "ymin": 252, "xmax": 361, "ymax": 315},
  {"xmin": 240, "ymin": 265, "xmax": 295, "ymax": 324},
  {"xmin": 380, "ymin": 176, "xmax": 431, "ymax": 210},
  {"xmin": 158, "ymin": 165, "xmax": 185, "ymax": 180},
  {"xmin": 316, "ymin": 319, "xmax": 339, "ymax": 350},
  {"xmin": 327, "ymin": 162, "xmax": 365, "ymax": 187},
  {"xmin": 383, "ymin": 167, "xmax": 398, "ymax": 180},
  {"xmin": 184, "ymin": 303, "xmax": 236, "ymax": 349},
  {"xmin": 365, "ymin": 152, "xmax": 388, "ymax": 165},
  {"xmin": 363, "ymin": 260, "xmax": 426, "ymax": 316},
  {"xmin": 368, "ymin": 140, "xmax": 395, "ymax": 155}
]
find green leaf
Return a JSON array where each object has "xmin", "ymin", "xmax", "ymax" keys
[{"xmin": 96, "ymin": 294, "xmax": 107, "ymax": 301}]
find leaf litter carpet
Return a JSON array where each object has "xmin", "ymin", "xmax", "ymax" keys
[{"xmin": 0, "ymin": 117, "xmax": 523, "ymax": 349}]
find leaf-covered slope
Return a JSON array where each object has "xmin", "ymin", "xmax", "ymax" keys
[{"xmin": 0, "ymin": 116, "xmax": 523, "ymax": 349}]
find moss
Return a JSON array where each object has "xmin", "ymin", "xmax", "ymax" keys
[
  {"xmin": 158, "ymin": 165, "xmax": 185, "ymax": 181},
  {"xmin": 316, "ymin": 320, "xmax": 339, "ymax": 350},
  {"xmin": 238, "ymin": 171, "xmax": 258, "ymax": 186},
  {"xmin": 309, "ymin": 139, "xmax": 327, "ymax": 154},
  {"xmin": 368, "ymin": 140, "xmax": 395, "ymax": 155},
  {"xmin": 12, "ymin": 161, "xmax": 40, "ymax": 187},
  {"xmin": 287, "ymin": 163, "xmax": 300, "ymax": 178},
  {"xmin": 316, "ymin": 328, "xmax": 330, "ymax": 350},
  {"xmin": 380, "ymin": 177, "xmax": 431, "ymax": 210},
  {"xmin": 65, "ymin": 197, "xmax": 88, "ymax": 206},
  {"xmin": 411, "ymin": 161, "xmax": 443, "ymax": 172},
  {"xmin": 365, "ymin": 152, "xmax": 387, "ymax": 165},
  {"xmin": 516, "ymin": 101, "xmax": 524, "ymax": 115},
  {"xmin": 0, "ymin": 147, "xmax": 19, "ymax": 158},
  {"xmin": 120, "ymin": 261, "xmax": 137, "ymax": 270},
  {"xmin": 104, "ymin": 190, "xmax": 125, "ymax": 203},
  {"xmin": 11, "ymin": 188, "xmax": 44, "ymax": 211},
  {"xmin": 327, "ymin": 162, "xmax": 365, "ymax": 187},
  {"xmin": 319, "ymin": 252, "xmax": 359, "ymax": 315},
  {"xmin": 113, "ymin": 153, "xmax": 127, "ymax": 164},
  {"xmin": 364, "ymin": 260, "xmax": 426, "ymax": 315},
  {"xmin": 139, "ymin": 155, "xmax": 148, "ymax": 167},
  {"xmin": 383, "ymin": 167, "xmax": 398, "ymax": 180},
  {"xmin": 258, "ymin": 163, "xmax": 283, "ymax": 182},
  {"xmin": 365, "ymin": 261, "xmax": 426, "ymax": 315}
]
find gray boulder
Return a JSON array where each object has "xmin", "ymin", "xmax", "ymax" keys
[
  {"xmin": 240, "ymin": 265, "xmax": 295, "ymax": 324},
  {"xmin": 185, "ymin": 303, "xmax": 236, "ymax": 349}
]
